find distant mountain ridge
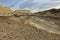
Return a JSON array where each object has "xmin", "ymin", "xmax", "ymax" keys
[
  {"xmin": 35, "ymin": 8, "xmax": 60, "ymax": 16},
  {"xmin": 0, "ymin": 6, "xmax": 60, "ymax": 17}
]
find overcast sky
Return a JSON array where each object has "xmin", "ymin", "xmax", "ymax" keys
[{"xmin": 0, "ymin": 0, "xmax": 60, "ymax": 12}]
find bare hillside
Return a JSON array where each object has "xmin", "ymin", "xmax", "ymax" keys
[
  {"xmin": 0, "ymin": 6, "xmax": 60, "ymax": 40},
  {"xmin": 0, "ymin": 16, "xmax": 60, "ymax": 40}
]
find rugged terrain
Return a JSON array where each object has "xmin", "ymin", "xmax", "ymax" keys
[{"xmin": 0, "ymin": 6, "xmax": 60, "ymax": 40}]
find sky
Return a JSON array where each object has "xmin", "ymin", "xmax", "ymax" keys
[{"xmin": 0, "ymin": 0, "xmax": 60, "ymax": 12}]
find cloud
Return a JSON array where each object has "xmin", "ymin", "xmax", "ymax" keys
[
  {"xmin": 53, "ymin": 4, "xmax": 60, "ymax": 9},
  {"xmin": 0, "ymin": 0, "xmax": 18, "ymax": 7},
  {"xmin": 18, "ymin": 0, "xmax": 60, "ymax": 12},
  {"xmin": 0, "ymin": 0, "xmax": 60, "ymax": 12}
]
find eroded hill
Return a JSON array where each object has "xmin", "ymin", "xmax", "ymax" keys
[{"xmin": 0, "ymin": 6, "xmax": 60, "ymax": 40}]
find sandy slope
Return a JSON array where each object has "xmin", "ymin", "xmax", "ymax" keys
[
  {"xmin": 0, "ymin": 16, "xmax": 60, "ymax": 40},
  {"xmin": 27, "ymin": 17, "xmax": 60, "ymax": 34}
]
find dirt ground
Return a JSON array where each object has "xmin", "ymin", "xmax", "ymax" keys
[{"xmin": 0, "ymin": 17, "xmax": 60, "ymax": 40}]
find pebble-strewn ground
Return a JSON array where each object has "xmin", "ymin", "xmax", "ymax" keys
[{"xmin": 0, "ymin": 16, "xmax": 60, "ymax": 40}]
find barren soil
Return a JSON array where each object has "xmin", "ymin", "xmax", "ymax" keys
[{"xmin": 0, "ymin": 16, "xmax": 60, "ymax": 40}]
